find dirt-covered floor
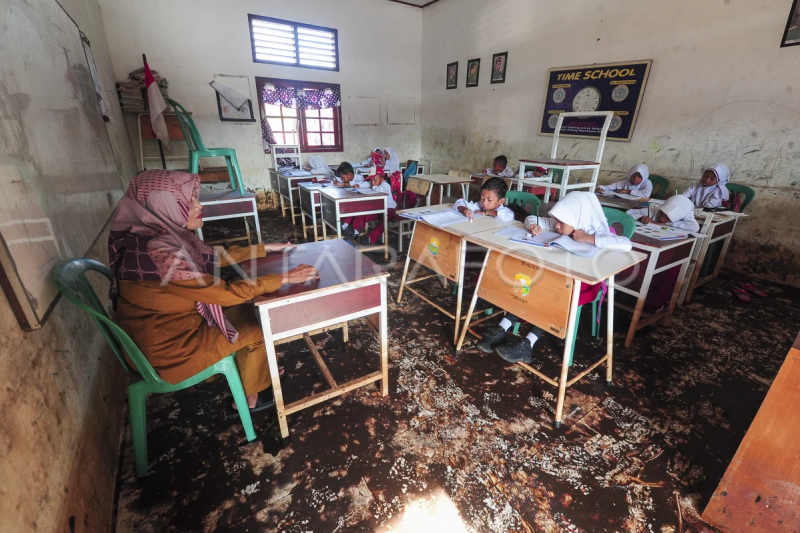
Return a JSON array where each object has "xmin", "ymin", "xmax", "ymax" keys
[{"xmin": 113, "ymin": 209, "xmax": 800, "ymax": 532}]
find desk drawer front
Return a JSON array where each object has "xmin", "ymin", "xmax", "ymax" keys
[
  {"xmin": 321, "ymin": 195, "xmax": 338, "ymax": 227},
  {"xmin": 655, "ymin": 241, "xmax": 694, "ymax": 269},
  {"xmin": 269, "ymin": 171, "xmax": 280, "ymax": 191},
  {"xmin": 266, "ymin": 283, "xmax": 381, "ymax": 336},
  {"xmin": 202, "ymin": 199, "xmax": 255, "ymax": 218},
  {"xmin": 408, "ymin": 223, "xmax": 462, "ymax": 282},
  {"xmin": 478, "ymin": 252, "xmax": 573, "ymax": 339},
  {"xmin": 711, "ymin": 219, "xmax": 736, "ymax": 239},
  {"xmin": 278, "ymin": 178, "xmax": 290, "ymax": 197},
  {"xmin": 299, "ymin": 189, "xmax": 315, "ymax": 214},
  {"xmin": 340, "ymin": 198, "xmax": 385, "ymax": 215}
]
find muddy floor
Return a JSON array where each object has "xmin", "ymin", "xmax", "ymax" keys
[{"xmin": 113, "ymin": 209, "xmax": 800, "ymax": 532}]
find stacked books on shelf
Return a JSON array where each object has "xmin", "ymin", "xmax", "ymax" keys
[{"xmin": 115, "ymin": 67, "xmax": 170, "ymax": 114}]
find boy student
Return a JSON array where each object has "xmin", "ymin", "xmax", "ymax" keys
[
  {"xmin": 333, "ymin": 162, "xmax": 364, "ymax": 188},
  {"xmin": 485, "ymin": 155, "xmax": 515, "ymax": 178},
  {"xmin": 341, "ymin": 169, "xmax": 397, "ymax": 245},
  {"xmin": 453, "ymin": 177, "xmax": 514, "ymax": 221}
]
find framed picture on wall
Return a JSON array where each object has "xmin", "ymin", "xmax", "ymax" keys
[
  {"xmin": 446, "ymin": 61, "xmax": 458, "ymax": 89},
  {"xmin": 490, "ymin": 52, "xmax": 508, "ymax": 84},
  {"xmin": 466, "ymin": 58, "xmax": 480, "ymax": 88},
  {"xmin": 781, "ymin": 0, "xmax": 800, "ymax": 47}
]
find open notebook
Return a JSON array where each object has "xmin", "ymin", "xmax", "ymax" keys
[
  {"xmin": 399, "ymin": 209, "xmax": 481, "ymax": 227},
  {"xmin": 508, "ymin": 230, "xmax": 600, "ymax": 257}
]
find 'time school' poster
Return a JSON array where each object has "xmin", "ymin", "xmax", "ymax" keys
[{"xmin": 538, "ymin": 60, "xmax": 652, "ymax": 142}]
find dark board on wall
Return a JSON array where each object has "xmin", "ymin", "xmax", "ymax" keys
[
  {"xmin": 539, "ymin": 60, "xmax": 652, "ymax": 142},
  {"xmin": 0, "ymin": 0, "xmax": 123, "ymax": 330}
]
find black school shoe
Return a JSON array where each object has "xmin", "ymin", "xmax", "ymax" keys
[
  {"xmin": 249, "ymin": 389, "xmax": 276, "ymax": 413},
  {"xmin": 357, "ymin": 234, "xmax": 374, "ymax": 245},
  {"xmin": 476, "ymin": 325, "xmax": 506, "ymax": 353},
  {"xmin": 495, "ymin": 337, "xmax": 534, "ymax": 364},
  {"xmin": 342, "ymin": 226, "xmax": 359, "ymax": 239}
]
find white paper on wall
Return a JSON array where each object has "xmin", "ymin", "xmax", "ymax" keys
[
  {"xmin": 387, "ymin": 97, "xmax": 415, "ymax": 125},
  {"xmin": 348, "ymin": 96, "xmax": 381, "ymax": 125}
]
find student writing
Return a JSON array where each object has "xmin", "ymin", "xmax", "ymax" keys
[
  {"xmin": 683, "ymin": 163, "xmax": 729, "ymax": 208},
  {"xmin": 333, "ymin": 162, "xmax": 365, "ymax": 187},
  {"xmin": 596, "ymin": 164, "xmax": 653, "ymax": 198},
  {"xmin": 627, "ymin": 195, "xmax": 700, "ymax": 232},
  {"xmin": 453, "ymin": 177, "xmax": 514, "ymax": 221},
  {"xmin": 341, "ymin": 170, "xmax": 397, "ymax": 245},
  {"xmin": 485, "ymin": 154, "xmax": 515, "ymax": 178}
]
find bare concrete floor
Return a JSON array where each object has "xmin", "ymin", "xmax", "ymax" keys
[{"xmin": 112, "ymin": 210, "xmax": 800, "ymax": 532}]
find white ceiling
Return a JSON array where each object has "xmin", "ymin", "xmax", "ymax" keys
[{"xmin": 389, "ymin": 0, "xmax": 439, "ymax": 7}]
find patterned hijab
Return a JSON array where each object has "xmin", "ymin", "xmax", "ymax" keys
[{"xmin": 108, "ymin": 170, "xmax": 238, "ymax": 343}]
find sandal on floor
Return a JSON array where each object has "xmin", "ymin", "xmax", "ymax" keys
[
  {"xmin": 733, "ymin": 288, "xmax": 751, "ymax": 302},
  {"xmin": 742, "ymin": 283, "xmax": 767, "ymax": 297}
]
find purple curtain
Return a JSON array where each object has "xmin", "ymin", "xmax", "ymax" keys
[{"xmin": 260, "ymin": 82, "xmax": 341, "ymax": 158}]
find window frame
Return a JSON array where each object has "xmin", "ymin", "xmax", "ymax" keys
[
  {"xmin": 256, "ymin": 77, "xmax": 344, "ymax": 153},
  {"xmin": 248, "ymin": 14, "xmax": 340, "ymax": 72}
]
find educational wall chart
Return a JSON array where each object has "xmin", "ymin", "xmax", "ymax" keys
[{"xmin": 539, "ymin": 60, "xmax": 652, "ymax": 141}]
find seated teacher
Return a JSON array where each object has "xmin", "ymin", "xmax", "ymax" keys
[{"xmin": 108, "ymin": 170, "xmax": 318, "ymax": 413}]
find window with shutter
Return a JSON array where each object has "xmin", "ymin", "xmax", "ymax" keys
[{"xmin": 248, "ymin": 15, "xmax": 339, "ymax": 72}]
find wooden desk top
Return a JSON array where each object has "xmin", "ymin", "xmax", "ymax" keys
[
  {"xmin": 199, "ymin": 189, "xmax": 255, "ymax": 202},
  {"xmin": 414, "ymin": 173, "xmax": 473, "ymax": 185},
  {"xmin": 252, "ymin": 239, "xmax": 388, "ymax": 306},
  {"xmin": 519, "ymin": 158, "xmax": 599, "ymax": 166},
  {"xmin": 398, "ymin": 204, "xmax": 515, "ymax": 236},
  {"xmin": 595, "ymin": 194, "xmax": 647, "ymax": 210},
  {"xmin": 299, "ymin": 181, "xmax": 333, "ymax": 190},
  {"xmin": 466, "ymin": 222, "xmax": 646, "ymax": 285},
  {"xmin": 321, "ymin": 188, "xmax": 388, "ymax": 201}
]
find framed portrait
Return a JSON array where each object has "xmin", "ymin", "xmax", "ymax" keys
[
  {"xmin": 490, "ymin": 52, "xmax": 508, "ymax": 84},
  {"xmin": 781, "ymin": 0, "xmax": 800, "ymax": 47},
  {"xmin": 466, "ymin": 58, "xmax": 480, "ymax": 88},
  {"xmin": 446, "ymin": 61, "xmax": 458, "ymax": 90}
]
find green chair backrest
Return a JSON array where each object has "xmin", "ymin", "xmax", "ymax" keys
[
  {"xmin": 166, "ymin": 98, "xmax": 207, "ymax": 152},
  {"xmin": 726, "ymin": 183, "xmax": 756, "ymax": 212},
  {"xmin": 505, "ymin": 191, "xmax": 541, "ymax": 216},
  {"xmin": 649, "ymin": 175, "xmax": 670, "ymax": 199},
  {"xmin": 51, "ymin": 259, "xmax": 166, "ymax": 385},
  {"xmin": 602, "ymin": 207, "xmax": 636, "ymax": 238}
]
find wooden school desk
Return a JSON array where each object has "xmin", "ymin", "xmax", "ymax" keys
[
  {"xmin": 616, "ymin": 233, "xmax": 698, "ymax": 347},
  {"xmin": 277, "ymin": 170, "xmax": 316, "ymax": 225},
  {"xmin": 320, "ymin": 188, "xmax": 389, "ymax": 259},
  {"xmin": 252, "ymin": 239, "xmax": 389, "ymax": 443},
  {"xmin": 396, "ymin": 204, "xmax": 515, "ymax": 343},
  {"xmin": 298, "ymin": 181, "xmax": 333, "ymax": 242},
  {"xmin": 457, "ymin": 223, "xmax": 646, "ymax": 426},
  {"xmin": 414, "ymin": 174, "xmax": 472, "ymax": 205},
  {"xmin": 680, "ymin": 211, "xmax": 745, "ymax": 303},
  {"xmin": 197, "ymin": 189, "xmax": 262, "ymax": 245}
]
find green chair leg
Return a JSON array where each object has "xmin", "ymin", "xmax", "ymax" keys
[
  {"xmin": 229, "ymin": 155, "xmax": 246, "ymax": 195},
  {"xmin": 512, "ymin": 321, "xmax": 521, "ymax": 336},
  {"xmin": 452, "ymin": 282, "xmax": 458, "ymax": 296},
  {"xmin": 220, "ymin": 358, "xmax": 256, "ymax": 442},
  {"xmin": 127, "ymin": 384, "xmax": 150, "ymax": 478},
  {"xmin": 568, "ymin": 305, "xmax": 583, "ymax": 367}
]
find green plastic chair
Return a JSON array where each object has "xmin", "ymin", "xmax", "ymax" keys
[
  {"xmin": 649, "ymin": 175, "xmax": 670, "ymax": 199},
  {"xmin": 602, "ymin": 207, "xmax": 636, "ymax": 238},
  {"xmin": 505, "ymin": 191, "xmax": 541, "ymax": 216},
  {"xmin": 726, "ymin": 183, "xmax": 755, "ymax": 213},
  {"xmin": 167, "ymin": 98, "xmax": 245, "ymax": 194},
  {"xmin": 51, "ymin": 259, "xmax": 256, "ymax": 477}
]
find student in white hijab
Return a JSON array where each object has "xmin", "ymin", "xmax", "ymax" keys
[
  {"xmin": 525, "ymin": 191, "xmax": 632, "ymax": 251},
  {"xmin": 361, "ymin": 148, "xmax": 382, "ymax": 168},
  {"xmin": 308, "ymin": 155, "xmax": 335, "ymax": 180},
  {"xmin": 683, "ymin": 164, "xmax": 730, "ymax": 208},
  {"xmin": 383, "ymin": 147, "xmax": 401, "ymax": 174},
  {"xmin": 596, "ymin": 164, "xmax": 653, "ymax": 198},
  {"xmin": 627, "ymin": 195, "xmax": 700, "ymax": 232}
]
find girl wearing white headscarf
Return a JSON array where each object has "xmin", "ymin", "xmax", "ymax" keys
[
  {"xmin": 361, "ymin": 148, "xmax": 382, "ymax": 168},
  {"xmin": 627, "ymin": 195, "xmax": 700, "ymax": 232},
  {"xmin": 683, "ymin": 164, "xmax": 730, "ymax": 208},
  {"xmin": 383, "ymin": 147, "xmax": 401, "ymax": 174},
  {"xmin": 308, "ymin": 155, "xmax": 335, "ymax": 180},
  {"xmin": 597, "ymin": 164, "xmax": 653, "ymax": 198},
  {"xmin": 525, "ymin": 191, "xmax": 632, "ymax": 251}
]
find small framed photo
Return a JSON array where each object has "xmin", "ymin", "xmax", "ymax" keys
[
  {"xmin": 446, "ymin": 61, "xmax": 458, "ymax": 90},
  {"xmin": 466, "ymin": 58, "xmax": 480, "ymax": 88},
  {"xmin": 781, "ymin": 0, "xmax": 800, "ymax": 47},
  {"xmin": 490, "ymin": 52, "xmax": 508, "ymax": 84}
]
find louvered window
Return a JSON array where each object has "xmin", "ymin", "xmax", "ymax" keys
[{"xmin": 248, "ymin": 15, "xmax": 339, "ymax": 71}]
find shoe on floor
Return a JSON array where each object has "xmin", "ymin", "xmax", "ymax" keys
[
  {"xmin": 476, "ymin": 325, "xmax": 506, "ymax": 354},
  {"xmin": 249, "ymin": 389, "xmax": 276, "ymax": 413},
  {"xmin": 357, "ymin": 234, "xmax": 373, "ymax": 245},
  {"xmin": 342, "ymin": 227, "xmax": 358, "ymax": 239},
  {"xmin": 496, "ymin": 337, "xmax": 534, "ymax": 364}
]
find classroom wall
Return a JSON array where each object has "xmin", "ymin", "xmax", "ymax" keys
[
  {"xmin": 421, "ymin": 0, "xmax": 800, "ymax": 287},
  {"xmin": 97, "ymin": 0, "xmax": 424, "ymax": 191},
  {"xmin": 0, "ymin": 0, "xmax": 136, "ymax": 531}
]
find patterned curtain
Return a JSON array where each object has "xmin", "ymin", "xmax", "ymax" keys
[{"xmin": 260, "ymin": 82, "xmax": 342, "ymax": 158}]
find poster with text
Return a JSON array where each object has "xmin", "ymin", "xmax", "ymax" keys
[{"xmin": 538, "ymin": 60, "xmax": 652, "ymax": 142}]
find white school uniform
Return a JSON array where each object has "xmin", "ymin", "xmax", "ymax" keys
[
  {"xmin": 523, "ymin": 192, "xmax": 632, "ymax": 251},
  {"xmin": 453, "ymin": 199, "xmax": 515, "ymax": 222},
  {"xmin": 626, "ymin": 195, "xmax": 700, "ymax": 232},
  {"xmin": 598, "ymin": 164, "xmax": 653, "ymax": 198},
  {"xmin": 485, "ymin": 165, "xmax": 515, "ymax": 178},
  {"xmin": 334, "ymin": 173, "xmax": 365, "ymax": 186},
  {"xmin": 361, "ymin": 147, "xmax": 381, "ymax": 168},
  {"xmin": 683, "ymin": 163, "xmax": 730, "ymax": 208},
  {"xmin": 360, "ymin": 180, "xmax": 396, "ymax": 209}
]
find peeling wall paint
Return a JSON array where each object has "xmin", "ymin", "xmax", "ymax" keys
[
  {"xmin": 421, "ymin": 0, "xmax": 800, "ymax": 286},
  {"xmin": 97, "ymin": 0, "xmax": 424, "ymax": 190},
  {"xmin": 0, "ymin": 0, "xmax": 136, "ymax": 530}
]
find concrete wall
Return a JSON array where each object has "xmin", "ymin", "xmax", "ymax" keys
[
  {"xmin": 0, "ymin": 0, "xmax": 136, "ymax": 531},
  {"xmin": 97, "ymin": 0, "xmax": 424, "ymax": 190},
  {"xmin": 421, "ymin": 0, "xmax": 800, "ymax": 286}
]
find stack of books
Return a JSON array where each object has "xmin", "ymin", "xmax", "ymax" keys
[{"xmin": 115, "ymin": 67, "xmax": 170, "ymax": 114}]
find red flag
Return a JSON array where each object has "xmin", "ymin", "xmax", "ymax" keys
[{"xmin": 144, "ymin": 60, "xmax": 170, "ymax": 148}]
